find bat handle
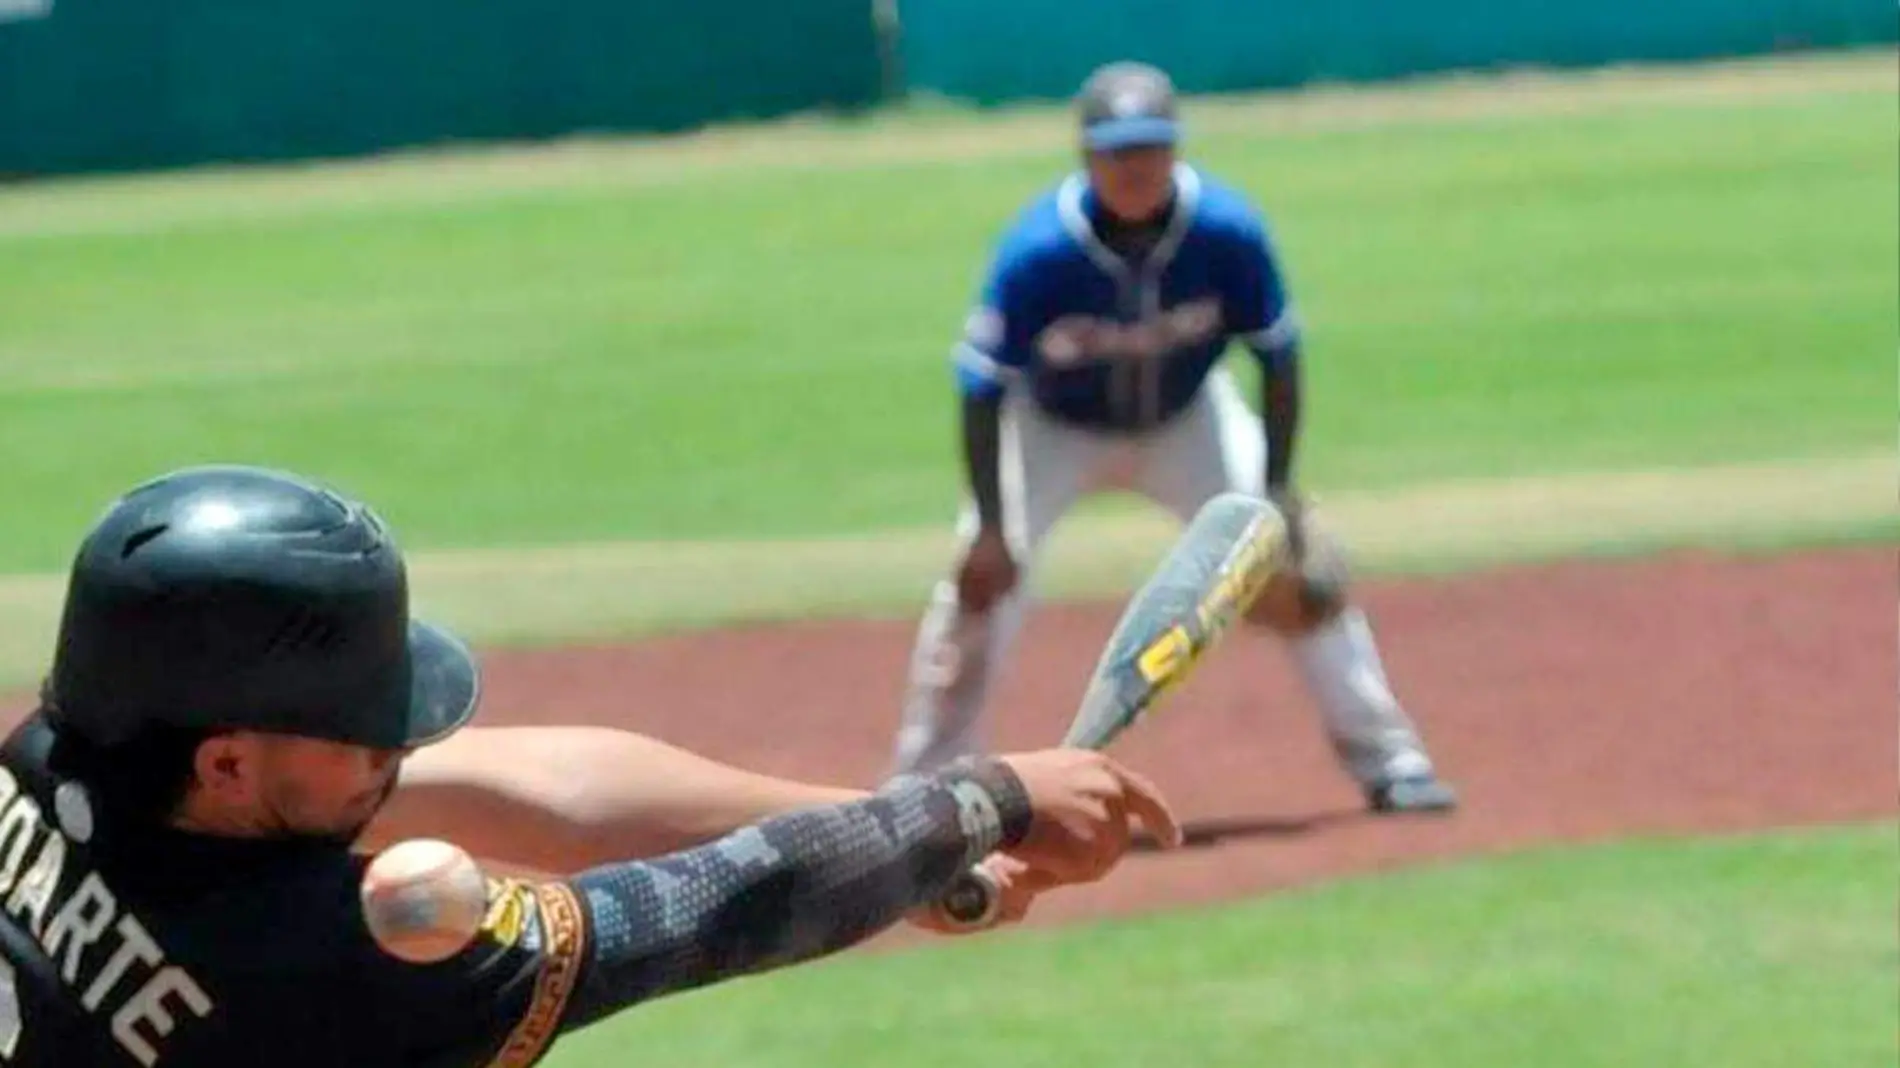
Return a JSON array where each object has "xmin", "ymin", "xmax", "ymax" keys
[
  {"xmin": 930, "ymin": 737, "xmax": 1109, "ymax": 931},
  {"xmin": 931, "ymin": 865, "xmax": 1002, "ymax": 931}
]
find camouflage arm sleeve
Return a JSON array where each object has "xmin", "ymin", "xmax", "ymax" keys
[{"xmin": 556, "ymin": 757, "xmax": 1032, "ymax": 1031}]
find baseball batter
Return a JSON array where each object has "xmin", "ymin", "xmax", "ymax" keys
[
  {"xmin": 891, "ymin": 61, "xmax": 1457, "ymax": 814},
  {"xmin": 0, "ymin": 464, "xmax": 1175, "ymax": 1066}
]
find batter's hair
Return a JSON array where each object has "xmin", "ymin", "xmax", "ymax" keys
[{"xmin": 42, "ymin": 696, "xmax": 216, "ymax": 826}]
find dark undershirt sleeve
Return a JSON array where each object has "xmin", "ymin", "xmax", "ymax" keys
[{"xmin": 559, "ymin": 759, "xmax": 1032, "ymax": 1030}]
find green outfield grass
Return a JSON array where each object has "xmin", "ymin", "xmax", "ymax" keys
[
  {"xmin": 0, "ymin": 52, "xmax": 1892, "ymax": 576},
  {"xmin": 539, "ymin": 821, "xmax": 1899, "ymax": 1068}
]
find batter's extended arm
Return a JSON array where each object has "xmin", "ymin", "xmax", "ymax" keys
[
  {"xmin": 557, "ymin": 758, "xmax": 1034, "ymax": 1029},
  {"xmin": 361, "ymin": 726, "xmax": 865, "ymax": 875}
]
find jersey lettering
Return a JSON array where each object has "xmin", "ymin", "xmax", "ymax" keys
[
  {"xmin": 0, "ymin": 768, "xmax": 214, "ymax": 1065},
  {"xmin": 111, "ymin": 966, "xmax": 212, "ymax": 1067},
  {"xmin": 1035, "ymin": 298, "xmax": 1223, "ymax": 367}
]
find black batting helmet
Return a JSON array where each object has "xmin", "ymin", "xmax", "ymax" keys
[
  {"xmin": 43, "ymin": 465, "xmax": 479, "ymax": 750},
  {"xmin": 1076, "ymin": 60, "xmax": 1180, "ymax": 152}
]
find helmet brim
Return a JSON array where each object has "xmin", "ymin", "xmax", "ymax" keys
[{"xmin": 402, "ymin": 620, "xmax": 481, "ymax": 747}]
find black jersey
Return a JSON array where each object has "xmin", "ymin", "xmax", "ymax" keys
[{"xmin": 0, "ymin": 714, "xmax": 584, "ymax": 1068}]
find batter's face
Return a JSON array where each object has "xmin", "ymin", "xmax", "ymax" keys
[
  {"xmin": 1086, "ymin": 144, "xmax": 1176, "ymax": 223},
  {"xmin": 188, "ymin": 733, "xmax": 408, "ymax": 842}
]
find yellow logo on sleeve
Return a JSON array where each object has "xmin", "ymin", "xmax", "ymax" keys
[{"xmin": 479, "ymin": 878, "xmax": 534, "ymax": 948}]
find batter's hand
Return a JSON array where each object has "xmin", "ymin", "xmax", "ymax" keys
[
  {"xmin": 957, "ymin": 529, "xmax": 1019, "ymax": 614},
  {"xmin": 997, "ymin": 749, "xmax": 1182, "ymax": 886}
]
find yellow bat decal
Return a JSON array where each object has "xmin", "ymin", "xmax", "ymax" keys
[{"xmin": 1136, "ymin": 626, "xmax": 1192, "ymax": 684}]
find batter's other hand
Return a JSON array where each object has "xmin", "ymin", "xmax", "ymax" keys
[
  {"xmin": 996, "ymin": 749, "xmax": 1182, "ymax": 886},
  {"xmin": 957, "ymin": 528, "xmax": 1019, "ymax": 614}
]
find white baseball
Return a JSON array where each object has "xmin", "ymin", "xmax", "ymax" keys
[{"xmin": 360, "ymin": 838, "xmax": 490, "ymax": 964}]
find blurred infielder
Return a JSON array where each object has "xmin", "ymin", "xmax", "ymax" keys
[{"xmin": 891, "ymin": 61, "xmax": 1458, "ymax": 814}]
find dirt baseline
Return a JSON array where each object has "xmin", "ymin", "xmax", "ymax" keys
[{"xmin": 4, "ymin": 547, "xmax": 1891, "ymax": 943}]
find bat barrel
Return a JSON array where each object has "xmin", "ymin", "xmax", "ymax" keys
[{"xmin": 928, "ymin": 492, "xmax": 1288, "ymax": 931}]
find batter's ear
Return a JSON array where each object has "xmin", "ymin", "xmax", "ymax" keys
[{"xmin": 189, "ymin": 731, "xmax": 262, "ymax": 802}]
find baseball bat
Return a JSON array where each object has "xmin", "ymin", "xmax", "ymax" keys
[{"xmin": 930, "ymin": 491, "xmax": 1292, "ymax": 928}]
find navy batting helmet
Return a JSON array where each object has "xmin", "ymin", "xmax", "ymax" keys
[
  {"xmin": 1076, "ymin": 61, "xmax": 1180, "ymax": 152},
  {"xmin": 43, "ymin": 465, "xmax": 479, "ymax": 750}
]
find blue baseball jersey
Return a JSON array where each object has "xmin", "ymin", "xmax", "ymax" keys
[{"xmin": 954, "ymin": 163, "xmax": 1300, "ymax": 430}]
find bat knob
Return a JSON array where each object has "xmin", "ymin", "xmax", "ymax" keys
[{"xmin": 935, "ymin": 867, "xmax": 1001, "ymax": 930}]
